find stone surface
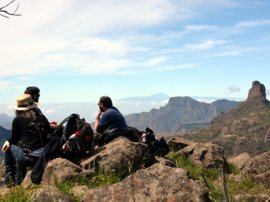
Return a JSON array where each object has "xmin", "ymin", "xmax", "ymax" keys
[
  {"xmin": 31, "ymin": 186, "xmax": 72, "ymax": 202},
  {"xmin": 178, "ymin": 142, "xmax": 227, "ymax": 169},
  {"xmin": 83, "ymin": 163, "xmax": 210, "ymax": 202},
  {"xmin": 233, "ymin": 194, "xmax": 270, "ymax": 202},
  {"xmin": 248, "ymin": 81, "xmax": 266, "ymax": 100},
  {"xmin": 244, "ymin": 151, "xmax": 270, "ymax": 187},
  {"xmin": 81, "ymin": 137, "xmax": 153, "ymax": 176},
  {"xmin": 167, "ymin": 136, "xmax": 195, "ymax": 152},
  {"xmin": 0, "ymin": 187, "xmax": 10, "ymax": 197},
  {"xmin": 154, "ymin": 157, "xmax": 176, "ymax": 167},
  {"xmin": 71, "ymin": 185, "xmax": 89, "ymax": 199},
  {"xmin": 21, "ymin": 170, "xmax": 33, "ymax": 189},
  {"xmin": 228, "ymin": 152, "xmax": 251, "ymax": 170},
  {"xmin": 42, "ymin": 158, "xmax": 82, "ymax": 185},
  {"xmin": 0, "ymin": 160, "xmax": 5, "ymax": 178}
]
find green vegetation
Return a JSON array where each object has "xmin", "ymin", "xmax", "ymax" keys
[
  {"xmin": 0, "ymin": 185, "xmax": 39, "ymax": 202},
  {"xmin": 166, "ymin": 151, "xmax": 270, "ymax": 201},
  {"xmin": 56, "ymin": 171, "xmax": 122, "ymax": 201},
  {"xmin": 166, "ymin": 152, "xmax": 220, "ymax": 180},
  {"xmin": 227, "ymin": 177, "xmax": 270, "ymax": 197}
]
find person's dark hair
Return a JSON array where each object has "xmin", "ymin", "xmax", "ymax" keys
[
  {"xmin": 99, "ymin": 96, "xmax": 113, "ymax": 108},
  {"xmin": 25, "ymin": 86, "xmax": 40, "ymax": 102}
]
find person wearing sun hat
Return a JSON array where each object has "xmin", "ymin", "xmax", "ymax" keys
[{"xmin": 2, "ymin": 94, "xmax": 51, "ymax": 186}]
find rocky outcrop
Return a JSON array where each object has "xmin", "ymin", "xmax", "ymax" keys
[
  {"xmin": 167, "ymin": 136, "xmax": 195, "ymax": 152},
  {"xmin": 81, "ymin": 137, "xmax": 153, "ymax": 177},
  {"xmin": 42, "ymin": 158, "xmax": 82, "ymax": 185},
  {"xmin": 244, "ymin": 151, "xmax": 270, "ymax": 187},
  {"xmin": 228, "ymin": 152, "xmax": 251, "ymax": 170},
  {"xmin": 83, "ymin": 163, "xmax": 210, "ymax": 202},
  {"xmin": 248, "ymin": 81, "xmax": 267, "ymax": 100},
  {"xmin": 154, "ymin": 157, "xmax": 175, "ymax": 167},
  {"xmin": 183, "ymin": 81, "xmax": 270, "ymax": 157},
  {"xmin": 31, "ymin": 186, "xmax": 72, "ymax": 202},
  {"xmin": 178, "ymin": 142, "xmax": 227, "ymax": 169}
]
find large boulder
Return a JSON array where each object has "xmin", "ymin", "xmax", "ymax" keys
[
  {"xmin": 244, "ymin": 151, "xmax": 270, "ymax": 187},
  {"xmin": 167, "ymin": 136, "xmax": 195, "ymax": 152},
  {"xmin": 83, "ymin": 163, "xmax": 210, "ymax": 202},
  {"xmin": 228, "ymin": 152, "xmax": 251, "ymax": 170},
  {"xmin": 31, "ymin": 186, "xmax": 72, "ymax": 202},
  {"xmin": 81, "ymin": 137, "xmax": 153, "ymax": 177},
  {"xmin": 178, "ymin": 142, "xmax": 227, "ymax": 169},
  {"xmin": 42, "ymin": 158, "xmax": 82, "ymax": 185}
]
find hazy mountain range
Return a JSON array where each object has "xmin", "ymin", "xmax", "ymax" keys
[
  {"xmin": 126, "ymin": 97, "xmax": 239, "ymax": 133},
  {"xmin": 0, "ymin": 93, "xmax": 243, "ymax": 126}
]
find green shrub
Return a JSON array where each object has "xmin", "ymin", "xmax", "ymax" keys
[
  {"xmin": 0, "ymin": 186, "xmax": 30, "ymax": 202},
  {"xmin": 56, "ymin": 171, "xmax": 121, "ymax": 201},
  {"xmin": 166, "ymin": 152, "xmax": 220, "ymax": 180}
]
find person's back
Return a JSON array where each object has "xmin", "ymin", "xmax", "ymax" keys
[
  {"xmin": 11, "ymin": 108, "xmax": 50, "ymax": 151},
  {"xmin": 94, "ymin": 96, "xmax": 127, "ymax": 146},
  {"xmin": 96, "ymin": 106, "xmax": 127, "ymax": 133}
]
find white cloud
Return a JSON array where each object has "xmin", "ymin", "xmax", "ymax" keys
[
  {"xmin": 231, "ymin": 19, "xmax": 270, "ymax": 33},
  {"xmin": 184, "ymin": 39, "xmax": 228, "ymax": 51},
  {"xmin": 144, "ymin": 56, "xmax": 167, "ymax": 66},
  {"xmin": 43, "ymin": 108, "xmax": 56, "ymax": 115},
  {"xmin": 0, "ymin": 81, "xmax": 21, "ymax": 90},
  {"xmin": 0, "ymin": 0, "xmax": 258, "ymax": 78},
  {"xmin": 228, "ymin": 86, "xmax": 241, "ymax": 93},
  {"xmin": 184, "ymin": 24, "xmax": 218, "ymax": 32}
]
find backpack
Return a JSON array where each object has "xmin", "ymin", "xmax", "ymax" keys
[
  {"xmin": 140, "ymin": 127, "xmax": 169, "ymax": 157},
  {"xmin": 64, "ymin": 114, "xmax": 94, "ymax": 152}
]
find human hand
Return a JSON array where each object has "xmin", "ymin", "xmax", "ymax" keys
[
  {"xmin": 95, "ymin": 111, "xmax": 103, "ymax": 120},
  {"xmin": 50, "ymin": 121, "xmax": 58, "ymax": 129},
  {"xmin": 62, "ymin": 143, "xmax": 70, "ymax": 152},
  {"xmin": 2, "ymin": 140, "xmax": 10, "ymax": 152}
]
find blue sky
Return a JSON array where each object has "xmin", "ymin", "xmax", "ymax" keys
[{"xmin": 0, "ymin": 0, "xmax": 270, "ymax": 105}]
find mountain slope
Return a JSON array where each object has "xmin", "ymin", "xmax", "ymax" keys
[
  {"xmin": 183, "ymin": 81, "xmax": 270, "ymax": 157},
  {"xmin": 0, "ymin": 114, "xmax": 13, "ymax": 130},
  {"xmin": 125, "ymin": 97, "xmax": 239, "ymax": 133}
]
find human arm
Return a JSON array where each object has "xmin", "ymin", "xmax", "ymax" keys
[
  {"xmin": 2, "ymin": 117, "xmax": 20, "ymax": 152},
  {"xmin": 94, "ymin": 111, "xmax": 102, "ymax": 132}
]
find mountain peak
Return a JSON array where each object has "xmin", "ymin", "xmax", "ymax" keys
[{"xmin": 247, "ymin": 81, "xmax": 266, "ymax": 101}]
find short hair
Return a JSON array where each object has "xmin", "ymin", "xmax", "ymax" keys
[
  {"xmin": 25, "ymin": 86, "xmax": 40, "ymax": 97},
  {"xmin": 99, "ymin": 96, "xmax": 113, "ymax": 108}
]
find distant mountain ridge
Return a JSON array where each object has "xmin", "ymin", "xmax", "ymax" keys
[
  {"xmin": 0, "ymin": 113, "xmax": 13, "ymax": 130},
  {"xmin": 183, "ymin": 81, "xmax": 270, "ymax": 157},
  {"xmin": 125, "ymin": 96, "xmax": 239, "ymax": 133}
]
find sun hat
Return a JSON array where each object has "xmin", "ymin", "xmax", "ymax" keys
[{"xmin": 15, "ymin": 94, "xmax": 37, "ymax": 111}]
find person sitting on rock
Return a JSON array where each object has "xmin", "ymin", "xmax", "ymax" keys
[
  {"xmin": 94, "ymin": 96, "xmax": 128, "ymax": 146},
  {"xmin": 2, "ymin": 94, "xmax": 51, "ymax": 186},
  {"xmin": 24, "ymin": 86, "xmax": 58, "ymax": 129}
]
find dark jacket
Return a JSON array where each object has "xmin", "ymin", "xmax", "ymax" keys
[
  {"xmin": 96, "ymin": 106, "xmax": 127, "ymax": 133},
  {"xmin": 9, "ymin": 109, "xmax": 50, "ymax": 151}
]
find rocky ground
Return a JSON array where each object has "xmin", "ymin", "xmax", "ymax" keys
[{"xmin": 0, "ymin": 136, "xmax": 269, "ymax": 202}]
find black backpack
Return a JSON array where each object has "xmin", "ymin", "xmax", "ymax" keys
[
  {"xmin": 142, "ymin": 127, "xmax": 169, "ymax": 157},
  {"xmin": 64, "ymin": 114, "xmax": 94, "ymax": 152}
]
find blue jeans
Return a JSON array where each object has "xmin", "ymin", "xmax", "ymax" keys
[{"xmin": 4, "ymin": 145, "xmax": 27, "ymax": 185}]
